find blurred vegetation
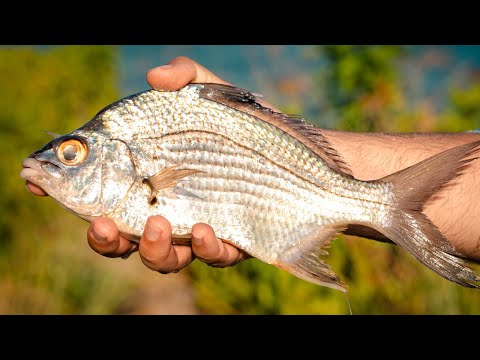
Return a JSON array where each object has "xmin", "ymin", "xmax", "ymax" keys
[
  {"xmin": 2, "ymin": 45, "xmax": 480, "ymax": 314},
  {"xmin": 189, "ymin": 45, "xmax": 480, "ymax": 314},
  {"xmin": 0, "ymin": 46, "xmax": 147, "ymax": 314}
]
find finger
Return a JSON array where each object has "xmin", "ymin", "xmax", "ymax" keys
[
  {"xmin": 25, "ymin": 181, "xmax": 48, "ymax": 196},
  {"xmin": 87, "ymin": 217, "xmax": 137, "ymax": 258},
  {"xmin": 146, "ymin": 56, "xmax": 231, "ymax": 91},
  {"xmin": 139, "ymin": 215, "xmax": 194, "ymax": 273},
  {"xmin": 191, "ymin": 223, "xmax": 250, "ymax": 267},
  {"xmin": 146, "ymin": 56, "xmax": 281, "ymax": 112}
]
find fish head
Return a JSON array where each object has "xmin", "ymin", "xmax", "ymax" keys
[{"xmin": 21, "ymin": 129, "xmax": 137, "ymax": 220}]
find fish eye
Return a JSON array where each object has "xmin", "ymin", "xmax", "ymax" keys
[{"xmin": 56, "ymin": 138, "xmax": 88, "ymax": 165}]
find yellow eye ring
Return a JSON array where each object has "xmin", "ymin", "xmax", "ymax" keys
[{"xmin": 57, "ymin": 138, "xmax": 88, "ymax": 165}]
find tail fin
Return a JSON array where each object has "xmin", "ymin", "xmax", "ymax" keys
[{"xmin": 375, "ymin": 140, "xmax": 480, "ymax": 288}]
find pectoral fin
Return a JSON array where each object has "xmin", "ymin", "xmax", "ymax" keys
[{"xmin": 144, "ymin": 165, "xmax": 203, "ymax": 205}]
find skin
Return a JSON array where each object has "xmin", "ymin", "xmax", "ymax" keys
[
  {"xmin": 25, "ymin": 56, "xmax": 480, "ymax": 274},
  {"xmin": 322, "ymin": 130, "xmax": 480, "ymax": 262}
]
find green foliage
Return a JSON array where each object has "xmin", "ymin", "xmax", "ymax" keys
[
  {"xmin": 0, "ymin": 46, "xmax": 143, "ymax": 314},
  {"xmin": 316, "ymin": 45, "xmax": 406, "ymax": 131},
  {"xmin": 439, "ymin": 84, "xmax": 480, "ymax": 131},
  {"xmin": 189, "ymin": 255, "xmax": 348, "ymax": 315}
]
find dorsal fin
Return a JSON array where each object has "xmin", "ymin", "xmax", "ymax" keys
[{"xmin": 198, "ymin": 83, "xmax": 353, "ymax": 177}]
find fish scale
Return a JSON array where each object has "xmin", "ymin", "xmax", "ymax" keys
[
  {"xmin": 103, "ymin": 107, "xmax": 395, "ymax": 263},
  {"xmin": 110, "ymin": 90, "xmax": 337, "ymax": 183},
  {"xmin": 21, "ymin": 83, "xmax": 480, "ymax": 291}
]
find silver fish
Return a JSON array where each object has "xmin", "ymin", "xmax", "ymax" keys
[{"xmin": 20, "ymin": 83, "xmax": 480, "ymax": 291}]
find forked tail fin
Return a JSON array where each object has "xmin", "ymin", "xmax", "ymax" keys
[{"xmin": 375, "ymin": 140, "xmax": 480, "ymax": 288}]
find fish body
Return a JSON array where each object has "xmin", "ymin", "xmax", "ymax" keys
[{"xmin": 21, "ymin": 83, "xmax": 480, "ymax": 291}]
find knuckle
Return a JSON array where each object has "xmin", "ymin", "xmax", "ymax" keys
[
  {"xmin": 211, "ymin": 245, "xmax": 227, "ymax": 262},
  {"xmin": 198, "ymin": 252, "xmax": 222, "ymax": 264},
  {"xmin": 141, "ymin": 257, "xmax": 167, "ymax": 272},
  {"xmin": 236, "ymin": 251, "xmax": 248, "ymax": 262},
  {"xmin": 139, "ymin": 249, "xmax": 160, "ymax": 268},
  {"xmin": 171, "ymin": 56, "xmax": 191, "ymax": 65},
  {"xmin": 140, "ymin": 249, "xmax": 178, "ymax": 273},
  {"xmin": 140, "ymin": 242, "xmax": 168, "ymax": 263},
  {"xmin": 195, "ymin": 242, "xmax": 229, "ymax": 264},
  {"xmin": 87, "ymin": 238, "xmax": 117, "ymax": 256}
]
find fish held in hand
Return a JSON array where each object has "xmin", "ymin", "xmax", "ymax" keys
[{"xmin": 20, "ymin": 83, "xmax": 480, "ymax": 291}]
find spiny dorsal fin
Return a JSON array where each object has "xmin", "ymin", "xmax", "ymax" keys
[
  {"xmin": 198, "ymin": 83, "xmax": 353, "ymax": 178},
  {"xmin": 144, "ymin": 165, "xmax": 203, "ymax": 205}
]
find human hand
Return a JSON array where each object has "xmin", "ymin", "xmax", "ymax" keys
[
  {"xmin": 25, "ymin": 56, "xmax": 252, "ymax": 272},
  {"xmin": 87, "ymin": 216, "xmax": 250, "ymax": 272}
]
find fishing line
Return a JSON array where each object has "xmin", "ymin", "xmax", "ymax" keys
[{"xmin": 344, "ymin": 292, "xmax": 353, "ymax": 315}]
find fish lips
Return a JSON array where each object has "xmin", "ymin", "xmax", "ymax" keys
[{"xmin": 20, "ymin": 155, "xmax": 63, "ymax": 191}]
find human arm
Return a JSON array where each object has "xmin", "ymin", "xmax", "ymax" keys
[{"xmin": 322, "ymin": 130, "xmax": 480, "ymax": 262}]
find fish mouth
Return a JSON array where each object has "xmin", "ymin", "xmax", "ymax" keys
[{"xmin": 20, "ymin": 157, "xmax": 62, "ymax": 187}]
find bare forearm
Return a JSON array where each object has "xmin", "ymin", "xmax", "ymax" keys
[{"xmin": 323, "ymin": 130, "xmax": 480, "ymax": 261}]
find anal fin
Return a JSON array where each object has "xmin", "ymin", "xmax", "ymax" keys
[{"xmin": 274, "ymin": 224, "xmax": 348, "ymax": 292}]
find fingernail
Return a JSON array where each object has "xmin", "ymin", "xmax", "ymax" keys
[
  {"xmin": 92, "ymin": 226, "xmax": 107, "ymax": 242},
  {"xmin": 192, "ymin": 234, "xmax": 203, "ymax": 246},
  {"xmin": 145, "ymin": 223, "xmax": 161, "ymax": 242},
  {"xmin": 147, "ymin": 64, "xmax": 172, "ymax": 74}
]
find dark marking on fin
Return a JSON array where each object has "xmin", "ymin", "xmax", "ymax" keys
[
  {"xmin": 198, "ymin": 83, "xmax": 353, "ymax": 177},
  {"xmin": 143, "ymin": 165, "xmax": 203, "ymax": 205}
]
